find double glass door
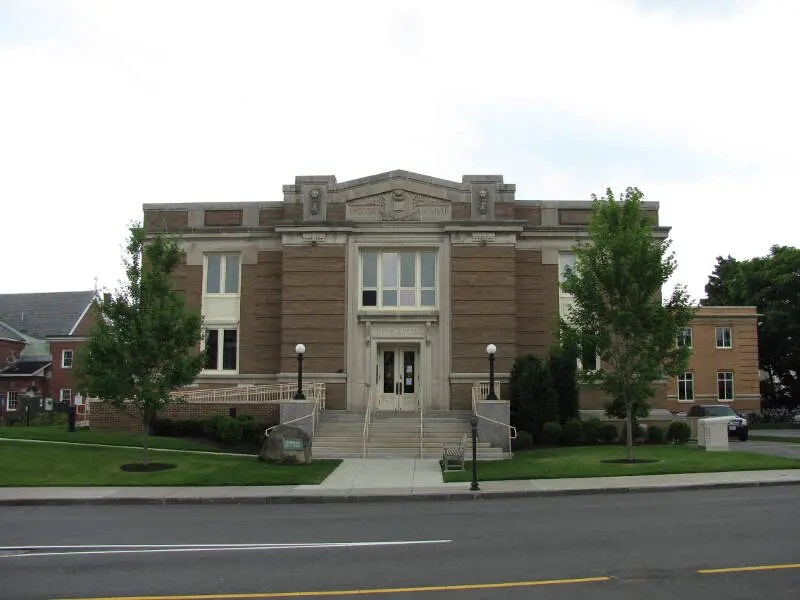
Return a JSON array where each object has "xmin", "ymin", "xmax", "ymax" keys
[{"xmin": 378, "ymin": 346, "xmax": 418, "ymax": 411}]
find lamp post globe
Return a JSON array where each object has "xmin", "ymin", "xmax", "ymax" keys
[
  {"xmin": 293, "ymin": 343, "xmax": 306, "ymax": 400},
  {"xmin": 486, "ymin": 343, "xmax": 498, "ymax": 401}
]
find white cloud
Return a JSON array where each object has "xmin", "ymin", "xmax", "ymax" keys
[{"xmin": 0, "ymin": 0, "xmax": 797, "ymax": 301}]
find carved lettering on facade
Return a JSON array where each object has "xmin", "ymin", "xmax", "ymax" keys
[
  {"xmin": 472, "ymin": 232, "xmax": 495, "ymax": 245},
  {"xmin": 302, "ymin": 233, "xmax": 326, "ymax": 243},
  {"xmin": 371, "ymin": 325, "xmax": 424, "ymax": 338}
]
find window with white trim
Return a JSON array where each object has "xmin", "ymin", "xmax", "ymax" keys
[
  {"xmin": 717, "ymin": 371, "xmax": 734, "ymax": 401},
  {"xmin": 6, "ymin": 391, "xmax": 18, "ymax": 411},
  {"xmin": 203, "ymin": 327, "xmax": 238, "ymax": 372},
  {"xmin": 558, "ymin": 252, "xmax": 576, "ymax": 291},
  {"xmin": 204, "ymin": 253, "xmax": 241, "ymax": 294},
  {"xmin": 715, "ymin": 327, "xmax": 732, "ymax": 349},
  {"xmin": 360, "ymin": 250, "xmax": 436, "ymax": 310},
  {"xmin": 60, "ymin": 389, "xmax": 72, "ymax": 404},
  {"xmin": 677, "ymin": 327, "xmax": 692, "ymax": 349},
  {"xmin": 678, "ymin": 372, "xmax": 694, "ymax": 401},
  {"xmin": 61, "ymin": 349, "xmax": 74, "ymax": 369}
]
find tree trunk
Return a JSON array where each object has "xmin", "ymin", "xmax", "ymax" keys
[
  {"xmin": 626, "ymin": 399, "xmax": 634, "ymax": 462},
  {"xmin": 142, "ymin": 412, "xmax": 150, "ymax": 466}
]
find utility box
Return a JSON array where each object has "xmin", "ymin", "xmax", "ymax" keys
[{"xmin": 697, "ymin": 416, "xmax": 731, "ymax": 452}]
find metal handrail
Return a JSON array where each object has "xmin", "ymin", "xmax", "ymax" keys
[
  {"xmin": 418, "ymin": 395, "xmax": 424, "ymax": 458},
  {"xmin": 362, "ymin": 391, "xmax": 372, "ymax": 458},
  {"xmin": 471, "ymin": 382, "xmax": 518, "ymax": 443},
  {"xmin": 174, "ymin": 382, "xmax": 326, "ymax": 405},
  {"xmin": 264, "ymin": 393, "xmax": 323, "ymax": 437}
]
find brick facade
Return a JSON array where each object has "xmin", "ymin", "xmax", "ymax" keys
[
  {"xmin": 0, "ymin": 339, "xmax": 24, "ymax": 366},
  {"xmin": 666, "ymin": 306, "xmax": 760, "ymax": 412},
  {"xmin": 280, "ymin": 245, "xmax": 346, "ymax": 377},
  {"xmin": 515, "ymin": 250, "xmax": 559, "ymax": 359},
  {"xmin": 239, "ymin": 251, "xmax": 282, "ymax": 374},
  {"xmin": 90, "ymin": 401, "xmax": 280, "ymax": 432},
  {"xmin": 137, "ymin": 169, "xmax": 757, "ymax": 419}
]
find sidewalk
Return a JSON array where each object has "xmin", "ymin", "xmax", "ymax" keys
[{"xmin": 2, "ymin": 459, "xmax": 800, "ymax": 506}]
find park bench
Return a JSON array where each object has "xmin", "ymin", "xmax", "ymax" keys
[{"xmin": 442, "ymin": 433, "xmax": 467, "ymax": 472}]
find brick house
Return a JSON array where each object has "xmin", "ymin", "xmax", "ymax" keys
[
  {"xmin": 0, "ymin": 291, "xmax": 95, "ymax": 420},
  {"xmin": 667, "ymin": 306, "xmax": 761, "ymax": 413},
  {"xmin": 141, "ymin": 169, "xmax": 697, "ymax": 418}
]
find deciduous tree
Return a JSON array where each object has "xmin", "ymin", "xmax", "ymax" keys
[
  {"xmin": 702, "ymin": 245, "xmax": 800, "ymax": 408},
  {"xmin": 74, "ymin": 224, "xmax": 205, "ymax": 465},
  {"xmin": 561, "ymin": 187, "xmax": 694, "ymax": 460}
]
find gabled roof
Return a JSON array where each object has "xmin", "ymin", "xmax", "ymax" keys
[
  {"xmin": 0, "ymin": 321, "xmax": 24, "ymax": 342},
  {"xmin": 0, "ymin": 291, "xmax": 95, "ymax": 339},
  {"xmin": 0, "ymin": 359, "xmax": 51, "ymax": 377}
]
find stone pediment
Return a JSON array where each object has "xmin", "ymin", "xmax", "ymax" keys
[
  {"xmin": 341, "ymin": 170, "xmax": 461, "ymax": 223},
  {"xmin": 346, "ymin": 188, "xmax": 452, "ymax": 222},
  {"xmin": 285, "ymin": 169, "xmax": 515, "ymax": 223}
]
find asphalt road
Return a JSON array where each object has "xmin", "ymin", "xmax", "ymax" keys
[
  {"xmin": 1, "ymin": 486, "xmax": 799, "ymax": 600},
  {"xmin": 733, "ymin": 439, "xmax": 800, "ymax": 459}
]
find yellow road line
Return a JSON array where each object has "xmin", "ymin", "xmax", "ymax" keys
[
  {"xmin": 699, "ymin": 563, "xmax": 800, "ymax": 575},
  {"xmin": 51, "ymin": 576, "xmax": 612, "ymax": 600}
]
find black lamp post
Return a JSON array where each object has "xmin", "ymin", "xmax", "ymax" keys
[
  {"xmin": 486, "ymin": 343, "xmax": 498, "ymax": 400},
  {"xmin": 293, "ymin": 343, "xmax": 306, "ymax": 400},
  {"xmin": 470, "ymin": 415, "xmax": 480, "ymax": 491}
]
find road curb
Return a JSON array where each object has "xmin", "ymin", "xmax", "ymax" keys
[{"xmin": 2, "ymin": 478, "xmax": 799, "ymax": 506}]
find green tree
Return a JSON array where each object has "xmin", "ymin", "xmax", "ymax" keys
[
  {"xmin": 509, "ymin": 354, "xmax": 558, "ymax": 444},
  {"xmin": 561, "ymin": 187, "xmax": 694, "ymax": 461},
  {"xmin": 702, "ymin": 245, "xmax": 800, "ymax": 408},
  {"xmin": 74, "ymin": 224, "xmax": 205, "ymax": 465},
  {"xmin": 548, "ymin": 344, "xmax": 580, "ymax": 424}
]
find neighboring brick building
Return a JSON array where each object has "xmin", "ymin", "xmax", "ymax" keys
[
  {"xmin": 0, "ymin": 322, "xmax": 25, "ymax": 366},
  {"xmin": 143, "ymin": 169, "xmax": 682, "ymax": 415},
  {"xmin": 0, "ymin": 291, "xmax": 95, "ymax": 420},
  {"xmin": 667, "ymin": 306, "xmax": 761, "ymax": 413}
]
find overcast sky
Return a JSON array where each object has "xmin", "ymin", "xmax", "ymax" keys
[{"xmin": 1, "ymin": 0, "xmax": 797, "ymax": 301}]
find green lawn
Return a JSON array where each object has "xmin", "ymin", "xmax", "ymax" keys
[
  {"xmin": 443, "ymin": 445, "xmax": 800, "ymax": 483},
  {"xmin": 0, "ymin": 426, "xmax": 236, "ymax": 453},
  {"xmin": 0, "ymin": 440, "xmax": 340, "ymax": 486}
]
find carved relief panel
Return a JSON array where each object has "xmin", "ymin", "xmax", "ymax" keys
[
  {"xmin": 304, "ymin": 187, "xmax": 327, "ymax": 221},
  {"xmin": 471, "ymin": 186, "xmax": 495, "ymax": 220},
  {"xmin": 345, "ymin": 188, "xmax": 452, "ymax": 222}
]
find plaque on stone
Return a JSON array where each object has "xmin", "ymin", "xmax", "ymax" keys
[{"xmin": 260, "ymin": 425, "xmax": 312, "ymax": 465}]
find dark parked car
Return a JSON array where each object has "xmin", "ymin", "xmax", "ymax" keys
[{"xmin": 686, "ymin": 405, "xmax": 749, "ymax": 441}]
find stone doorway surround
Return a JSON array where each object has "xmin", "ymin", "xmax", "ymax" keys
[{"xmin": 345, "ymin": 233, "xmax": 451, "ymax": 412}]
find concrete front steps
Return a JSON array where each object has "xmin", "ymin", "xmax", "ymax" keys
[
  {"xmin": 312, "ymin": 411, "xmax": 365, "ymax": 459},
  {"xmin": 312, "ymin": 410, "xmax": 511, "ymax": 460}
]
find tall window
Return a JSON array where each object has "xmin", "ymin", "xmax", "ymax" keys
[
  {"xmin": 361, "ymin": 250, "xmax": 436, "ymax": 310},
  {"xmin": 715, "ymin": 327, "xmax": 732, "ymax": 349},
  {"xmin": 60, "ymin": 389, "xmax": 72, "ymax": 403},
  {"xmin": 61, "ymin": 350, "xmax": 74, "ymax": 368},
  {"xmin": 205, "ymin": 254, "xmax": 240, "ymax": 294},
  {"xmin": 717, "ymin": 371, "xmax": 734, "ymax": 401},
  {"xmin": 677, "ymin": 327, "xmax": 693, "ymax": 349},
  {"xmin": 204, "ymin": 327, "xmax": 238, "ymax": 371},
  {"xmin": 5, "ymin": 391, "xmax": 18, "ymax": 411},
  {"xmin": 678, "ymin": 372, "xmax": 694, "ymax": 401},
  {"xmin": 578, "ymin": 342, "xmax": 600, "ymax": 372},
  {"xmin": 558, "ymin": 252, "xmax": 576, "ymax": 290}
]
